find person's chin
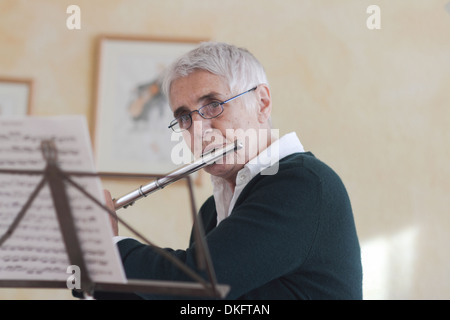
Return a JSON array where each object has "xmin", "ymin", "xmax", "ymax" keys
[{"xmin": 204, "ymin": 162, "xmax": 235, "ymax": 178}]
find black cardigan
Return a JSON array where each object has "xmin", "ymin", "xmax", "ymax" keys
[{"xmin": 116, "ymin": 152, "xmax": 362, "ymax": 300}]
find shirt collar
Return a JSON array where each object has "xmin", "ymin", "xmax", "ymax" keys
[{"xmin": 244, "ymin": 131, "xmax": 304, "ymax": 178}]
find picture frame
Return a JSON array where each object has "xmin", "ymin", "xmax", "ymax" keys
[
  {"xmin": 0, "ymin": 78, "xmax": 33, "ymax": 116},
  {"xmin": 94, "ymin": 35, "xmax": 204, "ymax": 174}
]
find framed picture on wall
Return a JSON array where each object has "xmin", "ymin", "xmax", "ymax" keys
[
  {"xmin": 94, "ymin": 36, "xmax": 203, "ymax": 174},
  {"xmin": 0, "ymin": 78, "xmax": 33, "ymax": 116}
]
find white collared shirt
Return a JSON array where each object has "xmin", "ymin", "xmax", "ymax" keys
[{"xmin": 211, "ymin": 132, "xmax": 305, "ymax": 225}]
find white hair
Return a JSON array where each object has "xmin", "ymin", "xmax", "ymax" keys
[{"xmin": 162, "ymin": 42, "xmax": 269, "ymax": 104}]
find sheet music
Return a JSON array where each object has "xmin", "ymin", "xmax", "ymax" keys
[{"xmin": 0, "ymin": 116, "xmax": 126, "ymax": 283}]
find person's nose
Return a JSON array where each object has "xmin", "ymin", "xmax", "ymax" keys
[{"xmin": 188, "ymin": 114, "xmax": 214, "ymax": 157}]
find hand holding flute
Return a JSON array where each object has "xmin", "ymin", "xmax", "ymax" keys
[{"xmin": 103, "ymin": 189, "xmax": 119, "ymax": 236}]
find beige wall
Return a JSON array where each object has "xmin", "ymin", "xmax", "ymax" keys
[{"xmin": 0, "ymin": 0, "xmax": 449, "ymax": 299}]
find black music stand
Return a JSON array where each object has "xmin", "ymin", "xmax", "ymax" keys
[{"xmin": 0, "ymin": 140, "xmax": 229, "ymax": 299}]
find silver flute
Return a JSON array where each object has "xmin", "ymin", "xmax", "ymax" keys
[{"xmin": 113, "ymin": 140, "xmax": 243, "ymax": 210}]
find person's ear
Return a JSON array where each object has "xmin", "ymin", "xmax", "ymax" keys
[{"xmin": 256, "ymin": 84, "xmax": 272, "ymax": 124}]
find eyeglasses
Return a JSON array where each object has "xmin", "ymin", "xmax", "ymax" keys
[{"xmin": 168, "ymin": 86, "xmax": 257, "ymax": 133}]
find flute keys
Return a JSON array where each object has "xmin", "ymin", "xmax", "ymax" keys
[{"xmin": 123, "ymin": 202, "xmax": 134, "ymax": 209}]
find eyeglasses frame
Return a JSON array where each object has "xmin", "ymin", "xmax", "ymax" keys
[{"xmin": 168, "ymin": 86, "xmax": 258, "ymax": 132}]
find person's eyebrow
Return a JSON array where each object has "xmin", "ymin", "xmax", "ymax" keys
[
  {"xmin": 173, "ymin": 91, "xmax": 223, "ymax": 118},
  {"xmin": 197, "ymin": 92, "xmax": 222, "ymax": 104}
]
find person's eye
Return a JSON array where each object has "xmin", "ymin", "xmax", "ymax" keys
[
  {"xmin": 209, "ymin": 102, "xmax": 221, "ymax": 109},
  {"xmin": 179, "ymin": 114, "xmax": 190, "ymax": 124},
  {"xmin": 201, "ymin": 102, "xmax": 221, "ymax": 116}
]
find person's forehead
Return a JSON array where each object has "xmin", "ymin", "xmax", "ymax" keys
[{"xmin": 169, "ymin": 70, "xmax": 229, "ymax": 110}]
